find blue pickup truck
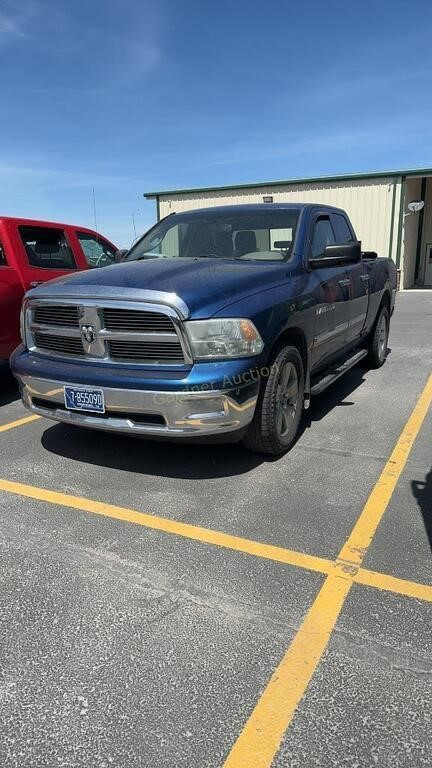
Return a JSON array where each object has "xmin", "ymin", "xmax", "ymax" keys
[{"xmin": 11, "ymin": 203, "xmax": 396, "ymax": 455}]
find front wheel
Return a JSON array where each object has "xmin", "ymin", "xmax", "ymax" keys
[
  {"xmin": 367, "ymin": 305, "xmax": 389, "ymax": 368},
  {"xmin": 243, "ymin": 345, "xmax": 304, "ymax": 455}
]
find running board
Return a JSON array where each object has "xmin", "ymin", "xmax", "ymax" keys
[{"xmin": 310, "ymin": 349, "xmax": 367, "ymax": 396}]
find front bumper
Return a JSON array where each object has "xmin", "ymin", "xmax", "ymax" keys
[{"xmin": 12, "ymin": 348, "xmax": 260, "ymax": 439}]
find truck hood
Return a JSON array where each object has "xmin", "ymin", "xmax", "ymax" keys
[{"xmin": 28, "ymin": 258, "xmax": 291, "ymax": 318}]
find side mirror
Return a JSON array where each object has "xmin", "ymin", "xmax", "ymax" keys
[
  {"xmin": 115, "ymin": 248, "xmax": 128, "ymax": 263},
  {"xmin": 309, "ymin": 241, "xmax": 361, "ymax": 268}
]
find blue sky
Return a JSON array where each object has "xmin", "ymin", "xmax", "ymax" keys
[{"xmin": 0, "ymin": 0, "xmax": 431, "ymax": 246}]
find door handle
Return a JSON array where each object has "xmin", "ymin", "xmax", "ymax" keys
[
  {"xmin": 360, "ymin": 274, "xmax": 370, "ymax": 281},
  {"xmin": 338, "ymin": 279, "xmax": 351, "ymax": 287}
]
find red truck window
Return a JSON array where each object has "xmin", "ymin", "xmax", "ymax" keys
[
  {"xmin": 19, "ymin": 226, "xmax": 77, "ymax": 270},
  {"xmin": 76, "ymin": 231, "xmax": 117, "ymax": 268},
  {"xmin": 0, "ymin": 242, "xmax": 6, "ymax": 266}
]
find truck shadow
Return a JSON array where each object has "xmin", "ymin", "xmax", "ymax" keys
[
  {"xmin": 0, "ymin": 373, "xmax": 20, "ymax": 407},
  {"xmin": 41, "ymin": 366, "xmax": 368, "ymax": 480},
  {"xmin": 42, "ymin": 423, "xmax": 265, "ymax": 479},
  {"xmin": 412, "ymin": 469, "xmax": 432, "ymax": 553},
  {"xmin": 296, "ymin": 363, "xmax": 367, "ymax": 442}
]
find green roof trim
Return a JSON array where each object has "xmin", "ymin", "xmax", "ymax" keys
[{"xmin": 144, "ymin": 166, "xmax": 432, "ymax": 199}]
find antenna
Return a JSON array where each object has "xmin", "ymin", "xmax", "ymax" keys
[
  {"xmin": 92, "ymin": 186, "xmax": 98, "ymax": 236},
  {"xmin": 132, "ymin": 211, "xmax": 137, "ymax": 240}
]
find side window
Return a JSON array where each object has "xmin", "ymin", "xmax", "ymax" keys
[
  {"xmin": 77, "ymin": 232, "xmax": 117, "ymax": 268},
  {"xmin": 310, "ymin": 216, "xmax": 336, "ymax": 259},
  {"xmin": 332, "ymin": 214, "xmax": 355, "ymax": 243},
  {"xmin": 0, "ymin": 242, "xmax": 6, "ymax": 266},
  {"xmin": 19, "ymin": 226, "xmax": 76, "ymax": 270}
]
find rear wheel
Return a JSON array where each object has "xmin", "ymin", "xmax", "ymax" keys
[
  {"xmin": 367, "ymin": 305, "xmax": 389, "ymax": 368},
  {"xmin": 243, "ymin": 345, "xmax": 304, "ymax": 455}
]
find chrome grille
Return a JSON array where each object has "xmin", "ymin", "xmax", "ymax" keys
[
  {"xmin": 108, "ymin": 340, "xmax": 184, "ymax": 362},
  {"xmin": 34, "ymin": 305, "xmax": 79, "ymax": 327},
  {"xmin": 34, "ymin": 332, "xmax": 85, "ymax": 356},
  {"xmin": 103, "ymin": 308, "xmax": 174, "ymax": 333},
  {"xmin": 28, "ymin": 300, "xmax": 189, "ymax": 366}
]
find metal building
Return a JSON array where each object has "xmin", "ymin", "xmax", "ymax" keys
[{"xmin": 145, "ymin": 167, "xmax": 432, "ymax": 289}]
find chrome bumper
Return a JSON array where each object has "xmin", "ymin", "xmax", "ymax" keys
[{"xmin": 17, "ymin": 375, "xmax": 258, "ymax": 438}]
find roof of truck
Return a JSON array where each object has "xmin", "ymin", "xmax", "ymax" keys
[
  {"xmin": 159, "ymin": 202, "xmax": 345, "ymax": 215},
  {"xmin": 0, "ymin": 216, "xmax": 117, "ymax": 247},
  {"xmin": 0, "ymin": 215, "xmax": 83, "ymax": 228}
]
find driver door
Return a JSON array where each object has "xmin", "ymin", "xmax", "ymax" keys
[{"xmin": 309, "ymin": 213, "xmax": 350, "ymax": 370}]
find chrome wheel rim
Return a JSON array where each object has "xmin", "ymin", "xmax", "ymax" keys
[
  {"xmin": 275, "ymin": 362, "xmax": 299, "ymax": 438},
  {"xmin": 377, "ymin": 314, "xmax": 388, "ymax": 361}
]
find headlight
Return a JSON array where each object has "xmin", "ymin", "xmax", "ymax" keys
[{"xmin": 185, "ymin": 318, "xmax": 264, "ymax": 360}]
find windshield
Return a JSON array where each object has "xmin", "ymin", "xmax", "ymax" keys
[{"xmin": 126, "ymin": 209, "xmax": 300, "ymax": 262}]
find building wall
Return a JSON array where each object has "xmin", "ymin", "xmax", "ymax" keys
[{"xmin": 158, "ymin": 176, "xmax": 399, "ymax": 259}]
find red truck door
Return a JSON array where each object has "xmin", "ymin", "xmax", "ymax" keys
[
  {"xmin": 0, "ymin": 240, "xmax": 22, "ymax": 360},
  {"xmin": 9, "ymin": 222, "xmax": 87, "ymax": 292}
]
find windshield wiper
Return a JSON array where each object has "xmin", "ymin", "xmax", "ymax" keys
[{"xmin": 135, "ymin": 252, "xmax": 164, "ymax": 260}]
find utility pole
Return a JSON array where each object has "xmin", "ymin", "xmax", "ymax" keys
[{"xmin": 92, "ymin": 187, "xmax": 98, "ymax": 235}]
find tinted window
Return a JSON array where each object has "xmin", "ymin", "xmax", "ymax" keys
[
  {"xmin": 310, "ymin": 217, "xmax": 336, "ymax": 259},
  {"xmin": 126, "ymin": 209, "xmax": 300, "ymax": 263},
  {"xmin": 77, "ymin": 232, "xmax": 117, "ymax": 268},
  {"xmin": 19, "ymin": 226, "xmax": 76, "ymax": 270},
  {"xmin": 0, "ymin": 242, "xmax": 6, "ymax": 266},
  {"xmin": 332, "ymin": 214, "xmax": 354, "ymax": 243}
]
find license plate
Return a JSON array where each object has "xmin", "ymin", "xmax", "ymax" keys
[{"xmin": 64, "ymin": 386, "xmax": 105, "ymax": 414}]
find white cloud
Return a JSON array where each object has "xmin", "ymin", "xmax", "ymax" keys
[
  {"xmin": 0, "ymin": 8, "xmax": 28, "ymax": 38},
  {"xmin": 0, "ymin": 162, "xmax": 143, "ymax": 189}
]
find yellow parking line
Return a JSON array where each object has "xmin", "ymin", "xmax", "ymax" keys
[
  {"xmin": 225, "ymin": 573, "xmax": 352, "ymax": 768},
  {"xmin": 355, "ymin": 568, "xmax": 432, "ymax": 602},
  {"xmin": 0, "ymin": 414, "xmax": 40, "ymax": 433},
  {"xmin": 338, "ymin": 375, "xmax": 432, "ymax": 568},
  {"xmin": 223, "ymin": 373, "xmax": 432, "ymax": 768},
  {"xmin": 0, "ymin": 478, "xmax": 431, "ymax": 606},
  {"xmin": 0, "ymin": 476, "xmax": 333, "ymax": 577}
]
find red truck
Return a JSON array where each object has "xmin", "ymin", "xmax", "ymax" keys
[{"xmin": 0, "ymin": 216, "xmax": 118, "ymax": 363}]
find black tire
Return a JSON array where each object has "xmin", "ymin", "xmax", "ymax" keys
[
  {"xmin": 243, "ymin": 345, "xmax": 304, "ymax": 455},
  {"xmin": 367, "ymin": 305, "xmax": 389, "ymax": 368}
]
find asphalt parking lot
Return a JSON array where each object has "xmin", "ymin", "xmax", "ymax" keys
[{"xmin": 0, "ymin": 291, "xmax": 431, "ymax": 768}]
